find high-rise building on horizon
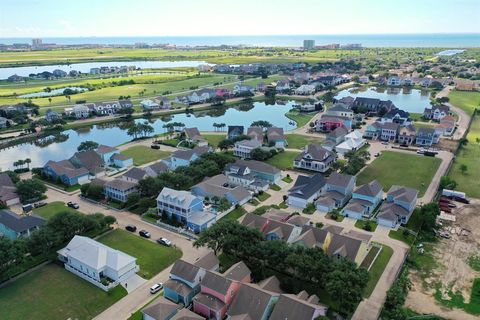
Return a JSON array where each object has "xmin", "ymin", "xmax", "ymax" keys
[
  {"xmin": 303, "ymin": 39, "xmax": 315, "ymax": 50},
  {"xmin": 32, "ymin": 38, "xmax": 42, "ymax": 49}
]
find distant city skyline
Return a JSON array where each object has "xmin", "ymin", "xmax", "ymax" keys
[{"xmin": 1, "ymin": 0, "xmax": 479, "ymax": 38}]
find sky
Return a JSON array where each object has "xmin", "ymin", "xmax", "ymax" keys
[{"xmin": 1, "ymin": 0, "xmax": 479, "ymax": 38}]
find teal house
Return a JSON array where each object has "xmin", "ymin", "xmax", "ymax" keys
[
  {"xmin": 0, "ymin": 209, "xmax": 45, "ymax": 240},
  {"xmin": 163, "ymin": 259, "xmax": 206, "ymax": 306}
]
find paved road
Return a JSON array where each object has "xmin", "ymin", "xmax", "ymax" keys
[{"xmin": 44, "ymin": 188, "xmax": 209, "ymax": 320}]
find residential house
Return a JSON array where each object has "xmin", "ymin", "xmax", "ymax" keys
[
  {"xmin": 316, "ymin": 115, "xmax": 352, "ymax": 132},
  {"xmin": 43, "ymin": 160, "xmax": 90, "ymax": 186},
  {"xmin": 270, "ymin": 293, "xmax": 328, "ymax": 320},
  {"xmin": 352, "ymin": 97, "xmax": 395, "ymax": 115},
  {"xmin": 326, "ymin": 126, "xmax": 348, "ymax": 145},
  {"xmin": 227, "ymin": 125, "xmax": 244, "ymax": 140},
  {"xmin": 436, "ymin": 115, "xmax": 456, "ymax": 136},
  {"xmin": 144, "ymin": 161, "xmax": 169, "ymax": 177},
  {"xmin": 0, "ymin": 117, "xmax": 9, "ymax": 128},
  {"xmin": 193, "ymin": 251, "xmax": 220, "ymax": 272},
  {"xmin": 70, "ymin": 150, "xmax": 105, "ymax": 177},
  {"xmin": 153, "ymin": 96, "xmax": 171, "ymax": 109},
  {"xmin": 142, "ymin": 297, "xmax": 182, "ymax": 320},
  {"xmin": 227, "ymin": 283, "xmax": 279, "ymax": 320},
  {"xmin": 336, "ymin": 96, "xmax": 355, "ymax": 107},
  {"xmin": 258, "ymin": 275, "xmax": 283, "ymax": 294},
  {"xmin": 191, "ymin": 174, "xmax": 252, "ymax": 206},
  {"xmin": 398, "ymin": 125, "xmax": 417, "ymax": 145},
  {"xmin": 225, "ymin": 159, "xmax": 281, "ymax": 185},
  {"xmin": 364, "ymin": 122, "xmax": 400, "ymax": 141},
  {"xmin": 45, "ymin": 109, "xmax": 61, "ymax": 122},
  {"xmin": 326, "ymin": 104, "xmax": 354, "ymax": 118},
  {"xmin": 295, "ymin": 84, "xmax": 316, "ymax": 95},
  {"xmin": 415, "ymin": 127, "xmax": 440, "ymax": 146},
  {"xmin": 380, "ymin": 108, "xmax": 411, "ymax": 125},
  {"xmin": 140, "ymin": 99, "xmax": 159, "ymax": 110},
  {"xmin": 342, "ymin": 180, "xmax": 383, "ymax": 220},
  {"xmin": 57, "ymin": 235, "xmax": 139, "ymax": 291},
  {"xmin": 423, "ymin": 104, "xmax": 450, "ymax": 120},
  {"xmin": 163, "ymin": 146, "xmax": 209, "ymax": 170},
  {"xmin": 294, "ymin": 144, "xmax": 336, "ymax": 173},
  {"xmin": 121, "ymin": 167, "xmax": 148, "ymax": 183},
  {"xmin": 377, "ymin": 186, "xmax": 418, "ymax": 228},
  {"xmin": 359, "ymin": 76, "xmax": 369, "ymax": 84},
  {"xmin": 215, "ymin": 88, "xmax": 231, "ymax": 98},
  {"xmin": 0, "ymin": 209, "xmax": 45, "ymax": 240},
  {"xmin": 0, "ymin": 172, "xmax": 20, "ymax": 206},
  {"xmin": 293, "ymin": 72, "xmax": 311, "ymax": 83},
  {"xmin": 275, "ymin": 80, "xmax": 290, "ymax": 92},
  {"xmin": 256, "ymin": 82, "xmax": 267, "ymax": 92},
  {"xmin": 110, "ymin": 153, "xmax": 133, "ymax": 168},
  {"xmin": 287, "ymin": 173, "xmax": 326, "ymax": 208},
  {"xmin": 241, "ymin": 213, "xmax": 302, "ymax": 243},
  {"xmin": 316, "ymin": 75, "xmax": 343, "ymax": 86},
  {"xmin": 93, "ymin": 101, "xmax": 123, "ymax": 115},
  {"xmin": 96, "ymin": 145, "xmax": 120, "ymax": 165},
  {"xmin": 266, "ymin": 127, "xmax": 287, "ymax": 148},
  {"xmin": 157, "ymin": 187, "xmax": 215, "ymax": 233},
  {"xmin": 163, "ymin": 259, "xmax": 206, "ymax": 306},
  {"xmin": 233, "ymin": 84, "xmax": 254, "ymax": 95},
  {"xmin": 315, "ymin": 173, "xmax": 356, "ymax": 213},
  {"xmin": 335, "ymin": 130, "xmax": 366, "ymax": 155},
  {"xmin": 70, "ymin": 104, "xmax": 90, "ymax": 119},
  {"xmin": 233, "ymin": 139, "xmax": 262, "ymax": 159},
  {"xmin": 184, "ymin": 127, "xmax": 208, "ymax": 147},
  {"xmin": 247, "ymin": 127, "xmax": 264, "ymax": 142},
  {"xmin": 387, "ymin": 76, "xmax": 402, "ymax": 86},
  {"xmin": 104, "ymin": 179, "xmax": 138, "ymax": 202}
]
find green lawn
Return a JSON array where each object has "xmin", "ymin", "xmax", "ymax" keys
[
  {"xmin": 285, "ymin": 110, "xmax": 316, "ymax": 127},
  {"xmin": 357, "ymin": 151, "xmax": 441, "ymax": 196},
  {"xmin": 270, "ymin": 184, "xmax": 281, "ymax": 191},
  {"xmin": 354, "ymin": 220, "xmax": 378, "ymax": 232},
  {"xmin": 363, "ymin": 244, "xmax": 394, "ymax": 298},
  {"xmin": 389, "ymin": 228, "xmax": 416, "ymax": 246},
  {"xmin": 121, "ymin": 145, "xmax": 171, "ymax": 166},
  {"xmin": 202, "ymin": 134, "xmax": 226, "ymax": 147},
  {"xmin": 220, "ymin": 206, "xmax": 247, "ymax": 221},
  {"xmin": 97, "ymin": 229, "xmax": 182, "ymax": 279},
  {"xmin": 448, "ymin": 115, "xmax": 480, "ymax": 198},
  {"xmin": 448, "ymin": 90, "xmax": 480, "ymax": 115},
  {"xmin": 285, "ymin": 134, "xmax": 323, "ymax": 149},
  {"xmin": 282, "ymin": 176, "xmax": 293, "ymax": 183},
  {"xmin": 265, "ymin": 151, "xmax": 300, "ymax": 170},
  {"xmin": 33, "ymin": 201, "xmax": 81, "ymax": 220},
  {"xmin": 0, "ymin": 263, "xmax": 127, "ymax": 320},
  {"xmin": 257, "ymin": 192, "xmax": 271, "ymax": 202}
]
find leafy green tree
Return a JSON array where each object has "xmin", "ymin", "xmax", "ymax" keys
[
  {"xmin": 16, "ymin": 179, "xmax": 47, "ymax": 203},
  {"xmin": 217, "ymin": 198, "xmax": 231, "ymax": 212},
  {"xmin": 125, "ymin": 192, "xmax": 141, "ymax": 208},
  {"xmin": 459, "ymin": 164, "xmax": 468, "ymax": 175},
  {"xmin": 218, "ymin": 139, "xmax": 234, "ymax": 150},
  {"xmin": 439, "ymin": 176, "xmax": 457, "ymax": 190},
  {"xmin": 77, "ymin": 140, "xmax": 99, "ymax": 152},
  {"xmin": 250, "ymin": 120, "xmax": 272, "ymax": 129}
]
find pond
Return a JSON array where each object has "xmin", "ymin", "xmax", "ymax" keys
[
  {"xmin": 18, "ymin": 86, "xmax": 89, "ymax": 98},
  {"xmin": 0, "ymin": 60, "xmax": 213, "ymax": 80},
  {"xmin": 334, "ymin": 87, "xmax": 432, "ymax": 113},
  {"xmin": 0, "ymin": 100, "xmax": 298, "ymax": 169}
]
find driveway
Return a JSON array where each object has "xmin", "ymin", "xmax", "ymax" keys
[{"xmin": 120, "ymin": 274, "xmax": 147, "ymax": 293}]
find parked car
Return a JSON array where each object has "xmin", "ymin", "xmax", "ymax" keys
[
  {"xmin": 374, "ymin": 152, "xmax": 381, "ymax": 157},
  {"xmin": 67, "ymin": 201, "xmax": 79, "ymax": 209},
  {"xmin": 440, "ymin": 231, "xmax": 451, "ymax": 239},
  {"xmin": 22, "ymin": 204, "xmax": 33, "ymax": 213},
  {"xmin": 151, "ymin": 144, "xmax": 161, "ymax": 150},
  {"xmin": 381, "ymin": 141, "xmax": 389, "ymax": 145},
  {"xmin": 149, "ymin": 283, "xmax": 163, "ymax": 294},
  {"xmin": 448, "ymin": 203, "xmax": 457, "ymax": 208},
  {"xmin": 33, "ymin": 201, "xmax": 47, "ymax": 208},
  {"xmin": 125, "ymin": 225, "xmax": 137, "ymax": 232},
  {"xmin": 139, "ymin": 230, "xmax": 151, "ymax": 238},
  {"xmin": 156, "ymin": 238, "xmax": 172, "ymax": 247}
]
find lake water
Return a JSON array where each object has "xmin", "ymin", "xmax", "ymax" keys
[
  {"xmin": 19, "ymin": 86, "xmax": 88, "ymax": 98},
  {"xmin": 0, "ymin": 100, "xmax": 297, "ymax": 170},
  {"xmin": 334, "ymin": 87, "xmax": 432, "ymax": 113},
  {"xmin": 0, "ymin": 60, "xmax": 212, "ymax": 80}
]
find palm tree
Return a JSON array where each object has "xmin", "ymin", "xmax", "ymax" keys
[{"xmin": 24, "ymin": 158, "xmax": 31, "ymax": 170}]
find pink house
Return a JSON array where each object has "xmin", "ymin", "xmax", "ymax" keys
[
  {"xmin": 215, "ymin": 88, "xmax": 231, "ymax": 98},
  {"xmin": 193, "ymin": 262, "xmax": 251, "ymax": 320}
]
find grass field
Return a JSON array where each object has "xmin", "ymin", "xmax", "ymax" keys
[
  {"xmin": 448, "ymin": 90, "xmax": 480, "ymax": 115},
  {"xmin": 357, "ymin": 151, "xmax": 441, "ymax": 196},
  {"xmin": 448, "ymin": 115, "xmax": 480, "ymax": 198},
  {"xmin": 202, "ymin": 134, "xmax": 226, "ymax": 147},
  {"xmin": 257, "ymin": 192, "xmax": 271, "ymax": 202},
  {"xmin": 363, "ymin": 244, "xmax": 394, "ymax": 298},
  {"xmin": 0, "ymin": 263, "xmax": 127, "ymax": 320},
  {"xmin": 286, "ymin": 134, "xmax": 323, "ymax": 149},
  {"xmin": 285, "ymin": 110, "xmax": 316, "ymax": 127},
  {"xmin": 354, "ymin": 220, "xmax": 378, "ymax": 232},
  {"xmin": 32, "ymin": 201, "xmax": 80, "ymax": 220},
  {"xmin": 120, "ymin": 145, "xmax": 171, "ymax": 166},
  {"xmin": 265, "ymin": 151, "xmax": 300, "ymax": 170},
  {"xmin": 97, "ymin": 229, "xmax": 182, "ymax": 279},
  {"xmin": 389, "ymin": 228, "xmax": 416, "ymax": 246},
  {"xmin": 220, "ymin": 206, "xmax": 247, "ymax": 221}
]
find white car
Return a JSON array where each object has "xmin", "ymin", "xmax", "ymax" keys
[
  {"xmin": 150, "ymin": 283, "xmax": 163, "ymax": 294},
  {"xmin": 157, "ymin": 237, "xmax": 172, "ymax": 247}
]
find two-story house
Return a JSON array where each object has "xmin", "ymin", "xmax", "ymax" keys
[
  {"xmin": 380, "ymin": 108, "xmax": 411, "ymax": 125},
  {"xmin": 233, "ymin": 139, "xmax": 262, "ymax": 159},
  {"xmin": 267, "ymin": 127, "xmax": 287, "ymax": 148},
  {"xmin": 294, "ymin": 144, "xmax": 336, "ymax": 173},
  {"xmin": 0, "ymin": 209, "xmax": 45, "ymax": 240},
  {"xmin": 184, "ymin": 127, "xmax": 208, "ymax": 147},
  {"xmin": 191, "ymin": 174, "xmax": 252, "ymax": 206},
  {"xmin": 227, "ymin": 283, "xmax": 279, "ymax": 320},
  {"xmin": 335, "ymin": 130, "xmax": 366, "ymax": 155},
  {"xmin": 43, "ymin": 160, "xmax": 90, "ymax": 186},
  {"xmin": 104, "ymin": 179, "xmax": 138, "ymax": 202},
  {"xmin": 315, "ymin": 173, "xmax": 356, "ymax": 213},
  {"xmin": 270, "ymin": 293, "xmax": 328, "ymax": 320},
  {"xmin": 163, "ymin": 146, "xmax": 209, "ymax": 170},
  {"xmin": 342, "ymin": 180, "xmax": 383, "ymax": 220},
  {"xmin": 377, "ymin": 186, "xmax": 418, "ymax": 228},
  {"xmin": 0, "ymin": 172, "xmax": 20, "ymax": 206},
  {"xmin": 287, "ymin": 173, "xmax": 326, "ymax": 208},
  {"xmin": 423, "ymin": 105, "xmax": 450, "ymax": 121},
  {"xmin": 415, "ymin": 127, "xmax": 440, "ymax": 146},
  {"xmin": 163, "ymin": 259, "xmax": 206, "ymax": 306},
  {"xmin": 364, "ymin": 122, "xmax": 400, "ymax": 141},
  {"xmin": 326, "ymin": 126, "xmax": 348, "ymax": 145},
  {"xmin": 225, "ymin": 159, "xmax": 281, "ymax": 185},
  {"xmin": 227, "ymin": 125, "xmax": 244, "ymax": 140},
  {"xmin": 316, "ymin": 115, "xmax": 352, "ymax": 132},
  {"xmin": 398, "ymin": 125, "xmax": 417, "ymax": 145},
  {"xmin": 326, "ymin": 104, "xmax": 354, "ymax": 118}
]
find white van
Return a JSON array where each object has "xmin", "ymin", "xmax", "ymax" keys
[{"xmin": 149, "ymin": 283, "xmax": 163, "ymax": 294}]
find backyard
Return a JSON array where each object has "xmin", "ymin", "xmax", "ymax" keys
[
  {"xmin": 32, "ymin": 201, "xmax": 80, "ymax": 220},
  {"xmin": 265, "ymin": 151, "xmax": 299, "ymax": 170},
  {"xmin": 0, "ymin": 263, "xmax": 127, "ymax": 320},
  {"xmin": 97, "ymin": 229, "xmax": 182, "ymax": 279},
  {"xmin": 121, "ymin": 145, "xmax": 171, "ymax": 166},
  {"xmin": 285, "ymin": 133, "xmax": 323, "ymax": 149},
  {"xmin": 448, "ymin": 115, "xmax": 480, "ymax": 198},
  {"xmin": 357, "ymin": 151, "xmax": 441, "ymax": 196}
]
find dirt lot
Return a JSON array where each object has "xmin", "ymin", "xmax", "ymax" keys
[
  {"xmin": 437, "ymin": 138, "xmax": 460, "ymax": 153},
  {"xmin": 406, "ymin": 199, "xmax": 480, "ymax": 320}
]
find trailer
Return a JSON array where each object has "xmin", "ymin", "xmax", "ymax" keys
[{"xmin": 442, "ymin": 189, "xmax": 466, "ymax": 199}]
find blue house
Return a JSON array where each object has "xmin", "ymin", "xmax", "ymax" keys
[
  {"xmin": 96, "ymin": 145, "xmax": 132, "ymax": 168},
  {"xmin": 342, "ymin": 180, "xmax": 383, "ymax": 220},
  {"xmin": 43, "ymin": 160, "xmax": 90, "ymax": 186},
  {"xmin": 0, "ymin": 209, "xmax": 45, "ymax": 240},
  {"xmin": 315, "ymin": 173, "xmax": 356, "ymax": 213},
  {"xmin": 416, "ymin": 127, "xmax": 440, "ymax": 146},
  {"xmin": 111, "ymin": 153, "xmax": 133, "ymax": 168},
  {"xmin": 162, "ymin": 146, "xmax": 210, "ymax": 170},
  {"xmin": 267, "ymin": 127, "xmax": 287, "ymax": 148},
  {"xmin": 377, "ymin": 185, "xmax": 418, "ymax": 228},
  {"xmin": 163, "ymin": 259, "xmax": 206, "ymax": 306}
]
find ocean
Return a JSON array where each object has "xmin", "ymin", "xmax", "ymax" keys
[{"xmin": 0, "ymin": 34, "xmax": 479, "ymax": 48}]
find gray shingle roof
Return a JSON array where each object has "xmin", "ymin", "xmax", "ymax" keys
[
  {"xmin": 223, "ymin": 261, "xmax": 251, "ymax": 281},
  {"xmin": 327, "ymin": 172, "xmax": 354, "ymax": 189},
  {"xmin": 227, "ymin": 283, "xmax": 278, "ymax": 319},
  {"xmin": 193, "ymin": 251, "xmax": 219, "ymax": 271},
  {"xmin": 288, "ymin": 173, "xmax": 326, "ymax": 200},
  {"xmin": 105, "ymin": 179, "xmax": 138, "ymax": 191},
  {"xmin": 142, "ymin": 297, "xmax": 181, "ymax": 320},
  {"xmin": 229, "ymin": 159, "xmax": 281, "ymax": 175},
  {"xmin": 200, "ymin": 271, "xmax": 233, "ymax": 296},
  {"xmin": 354, "ymin": 180, "xmax": 383, "ymax": 197},
  {"xmin": 96, "ymin": 145, "xmax": 117, "ymax": 154},
  {"xmin": 0, "ymin": 209, "xmax": 45, "ymax": 233},
  {"xmin": 170, "ymin": 259, "xmax": 201, "ymax": 283},
  {"xmin": 296, "ymin": 144, "xmax": 333, "ymax": 162},
  {"xmin": 122, "ymin": 167, "xmax": 147, "ymax": 181},
  {"xmin": 387, "ymin": 185, "xmax": 418, "ymax": 204},
  {"xmin": 269, "ymin": 294, "xmax": 327, "ymax": 320}
]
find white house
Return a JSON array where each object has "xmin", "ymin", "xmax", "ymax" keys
[
  {"xmin": 57, "ymin": 236, "xmax": 139, "ymax": 291},
  {"xmin": 69, "ymin": 105, "xmax": 90, "ymax": 119},
  {"xmin": 295, "ymin": 84, "xmax": 316, "ymax": 95},
  {"xmin": 141, "ymin": 99, "xmax": 159, "ymax": 110},
  {"xmin": 233, "ymin": 139, "xmax": 262, "ymax": 159},
  {"xmin": 335, "ymin": 130, "xmax": 366, "ymax": 155}
]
